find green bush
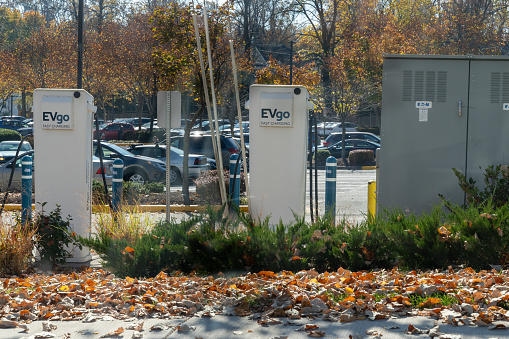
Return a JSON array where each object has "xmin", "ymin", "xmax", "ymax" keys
[
  {"xmin": 77, "ymin": 164, "xmax": 509, "ymax": 278},
  {"xmin": 452, "ymin": 165, "xmax": 509, "ymax": 207},
  {"xmin": 348, "ymin": 149, "xmax": 375, "ymax": 166},
  {"xmin": 0, "ymin": 129, "xmax": 21, "ymax": 142},
  {"xmin": 313, "ymin": 149, "xmax": 331, "ymax": 165},
  {"xmin": 34, "ymin": 204, "xmax": 82, "ymax": 269},
  {"xmin": 195, "ymin": 170, "xmax": 246, "ymax": 205}
]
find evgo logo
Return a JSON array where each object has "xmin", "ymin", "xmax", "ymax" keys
[{"xmin": 43, "ymin": 112, "xmax": 70, "ymax": 124}]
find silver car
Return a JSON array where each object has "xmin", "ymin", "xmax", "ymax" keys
[
  {"xmin": 126, "ymin": 144, "xmax": 209, "ymax": 184},
  {"xmin": 0, "ymin": 150, "xmax": 113, "ymax": 191},
  {"xmin": 0, "ymin": 141, "xmax": 32, "ymax": 164}
]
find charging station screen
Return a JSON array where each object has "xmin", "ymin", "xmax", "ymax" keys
[
  {"xmin": 259, "ymin": 92, "xmax": 294, "ymax": 127},
  {"xmin": 41, "ymin": 96, "xmax": 74, "ymax": 130}
]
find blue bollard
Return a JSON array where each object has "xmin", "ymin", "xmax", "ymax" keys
[
  {"xmin": 325, "ymin": 156, "xmax": 337, "ymax": 221},
  {"xmin": 21, "ymin": 155, "xmax": 32, "ymax": 226},
  {"xmin": 112, "ymin": 159, "xmax": 124, "ymax": 214},
  {"xmin": 229, "ymin": 154, "xmax": 240, "ymax": 208}
]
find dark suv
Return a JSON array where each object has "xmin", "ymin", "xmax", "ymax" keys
[
  {"xmin": 170, "ymin": 134, "xmax": 246, "ymax": 169},
  {"xmin": 93, "ymin": 141, "xmax": 166, "ymax": 184},
  {"xmin": 323, "ymin": 132, "xmax": 380, "ymax": 147}
]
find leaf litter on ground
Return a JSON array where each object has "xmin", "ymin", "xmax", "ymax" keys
[{"xmin": 1, "ymin": 266, "xmax": 509, "ymax": 337}]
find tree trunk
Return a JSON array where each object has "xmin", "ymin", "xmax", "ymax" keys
[{"xmin": 182, "ymin": 104, "xmax": 205, "ymax": 205}]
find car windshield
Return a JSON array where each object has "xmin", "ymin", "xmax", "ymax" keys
[
  {"xmin": 171, "ymin": 146, "xmax": 184, "ymax": 155},
  {"xmin": 0, "ymin": 142, "xmax": 31, "ymax": 151},
  {"xmin": 104, "ymin": 143, "xmax": 133, "ymax": 156}
]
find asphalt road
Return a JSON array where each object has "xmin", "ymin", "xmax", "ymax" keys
[{"xmin": 305, "ymin": 168, "xmax": 376, "ymax": 224}]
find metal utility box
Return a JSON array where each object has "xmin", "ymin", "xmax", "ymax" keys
[
  {"xmin": 379, "ymin": 55, "xmax": 509, "ymax": 214},
  {"xmin": 249, "ymin": 85, "xmax": 312, "ymax": 224},
  {"xmin": 33, "ymin": 89, "xmax": 96, "ymax": 262}
]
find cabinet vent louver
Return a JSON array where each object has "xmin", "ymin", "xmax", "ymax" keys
[
  {"xmin": 503, "ymin": 73, "xmax": 509, "ymax": 102},
  {"xmin": 491, "ymin": 72, "xmax": 501, "ymax": 103},
  {"xmin": 402, "ymin": 70, "xmax": 447, "ymax": 102}
]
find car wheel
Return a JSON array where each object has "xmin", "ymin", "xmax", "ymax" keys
[
  {"xmin": 126, "ymin": 172, "xmax": 147, "ymax": 185},
  {"xmin": 169, "ymin": 167, "xmax": 181, "ymax": 185}
]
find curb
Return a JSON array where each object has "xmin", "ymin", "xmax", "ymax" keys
[{"xmin": 1, "ymin": 204, "xmax": 249, "ymax": 213}]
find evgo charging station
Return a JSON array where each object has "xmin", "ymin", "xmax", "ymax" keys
[
  {"xmin": 33, "ymin": 89, "xmax": 96, "ymax": 263},
  {"xmin": 249, "ymin": 85, "xmax": 314, "ymax": 225}
]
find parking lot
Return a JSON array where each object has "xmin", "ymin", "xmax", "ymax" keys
[{"xmin": 167, "ymin": 168, "xmax": 376, "ymax": 224}]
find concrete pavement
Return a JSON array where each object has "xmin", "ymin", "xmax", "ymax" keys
[{"xmin": 5, "ymin": 313, "xmax": 509, "ymax": 338}]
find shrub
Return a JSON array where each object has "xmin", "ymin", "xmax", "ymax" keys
[
  {"xmin": 357, "ymin": 126, "xmax": 380, "ymax": 135},
  {"xmin": 136, "ymin": 130, "xmax": 165, "ymax": 143},
  {"xmin": 0, "ymin": 129, "xmax": 21, "ymax": 142},
  {"xmin": 313, "ymin": 149, "xmax": 331, "ymax": 165},
  {"xmin": 122, "ymin": 182, "xmax": 144, "ymax": 204},
  {"xmin": 33, "ymin": 204, "xmax": 82, "ymax": 269},
  {"xmin": 92, "ymin": 180, "xmax": 109, "ymax": 205},
  {"xmin": 348, "ymin": 150, "xmax": 375, "ymax": 166},
  {"xmin": 0, "ymin": 221, "xmax": 37, "ymax": 276},
  {"xmin": 121, "ymin": 130, "xmax": 137, "ymax": 141},
  {"xmin": 195, "ymin": 170, "xmax": 246, "ymax": 204},
  {"xmin": 452, "ymin": 165, "xmax": 509, "ymax": 207}
]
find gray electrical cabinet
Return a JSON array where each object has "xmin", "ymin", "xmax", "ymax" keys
[{"xmin": 379, "ymin": 55, "xmax": 509, "ymax": 214}]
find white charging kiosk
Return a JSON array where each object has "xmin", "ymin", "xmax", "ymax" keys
[
  {"xmin": 249, "ymin": 85, "xmax": 312, "ymax": 225},
  {"xmin": 33, "ymin": 89, "xmax": 96, "ymax": 262}
]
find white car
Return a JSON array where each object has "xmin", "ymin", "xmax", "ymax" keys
[
  {"xmin": 317, "ymin": 122, "xmax": 358, "ymax": 136},
  {"xmin": 0, "ymin": 141, "xmax": 32, "ymax": 164}
]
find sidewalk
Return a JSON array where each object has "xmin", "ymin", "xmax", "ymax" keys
[{"xmin": 6, "ymin": 312, "xmax": 509, "ymax": 338}]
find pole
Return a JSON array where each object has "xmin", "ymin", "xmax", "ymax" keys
[
  {"xmin": 165, "ymin": 94, "xmax": 171, "ymax": 222},
  {"xmin": 21, "ymin": 155, "xmax": 32, "ymax": 226},
  {"xmin": 77, "ymin": 0, "xmax": 84, "ymax": 89},
  {"xmin": 202, "ymin": 3, "xmax": 227, "ymax": 206},
  {"xmin": 368, "ymin": 180, "xmax": 376, "ymax": 219},
  {"xmin": 229, "ymin": 40, "xmax": 250, "ymax": 207},
  {"xmin": 229, "ymin": 154, "xmax": 240, "ymax": 210},
  {"xmin": 112, "ymin": 159, "xmax": 124, "ymax": 215},
  {"xmin": 325, "ymin": 156, "xmax": 337, "ymax": 223},
  {"xmin": 290, "ymin": 40, "xmax": 294, "ymax": 85},
  {"xmin": 192, "ymin": 14, "xmax": 227, "ymax": 206}
]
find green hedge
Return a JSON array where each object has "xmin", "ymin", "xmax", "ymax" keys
[
  {"xmin": 348, "ymin": 149, "xmax": 375, "ymax": 166},
  {"xmin": 0, "ymin": 129, "xmax": 21, "ymax": 142}
]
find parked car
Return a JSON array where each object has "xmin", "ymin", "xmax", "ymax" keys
[
  {"xmin": 93, "ymin": 141, "xmax": 166, "ymax": 184},
  {"xmin": 325, "ymin": 139, "xmax": 380, "ymax": 159},
  {"xmin": 0, "ymin": 141, "xmax": 32, "ymax": 164},
  {"xmin": 114, "ymin": 117, "xmax": 151, "ymax": 128},
  {"xmin": 93, "ymin": 122, "xmax": 135, "ymax": 141},
  {"xmin": 192, "ymin": 119, "xmax": 233, "ymax": 131},
  {"xmin": 126, "ymin": 144, "xmax": 209, "ymax": 184},
  {"xmin": 0, "ymin": 150, "xmax": 113, "ymax": 191},
  {"xmin": 140, "ymin": 120, "xmax": 164, "ymax": 131},
  {"xmin": 322, "ymin": 132, "xmax": 380, "ymax": 148},
  {"xmin": 233, "ymin": 132, "xmax": 249, "ymax": 149},
  {"xmin": 317, "ymin": 122, "xmax": 358, "ymax": 136},
  {"xmin": 0, "ymin": 118, "xmax": 33, "ymax": 136},
  {"xmin": 170, "ymin": 134, "xmax": 246, "ymax": 169}
]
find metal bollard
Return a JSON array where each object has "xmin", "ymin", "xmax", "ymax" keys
[
  {"xmin": 112, "ymin": 159, "xmax": 124, "ymax": 214},
  {"xmin": 21, "ymin": 155, "xmax": 32, "ymax": 226},
  {"xmin": 229, "ymin": 154, "xmax": 240, "ymax": 208},
  {"xmin": 325, "ymin": 156, "xmax": 337, "ymax": 221},
  {"xmin": 368, "ymin": 180, "xmax": 376, "ymax": 218}
]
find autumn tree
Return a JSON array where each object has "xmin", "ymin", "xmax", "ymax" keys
[{"xmin": 152, "ymin": 2, "xmax": 239, "ymax": 204}]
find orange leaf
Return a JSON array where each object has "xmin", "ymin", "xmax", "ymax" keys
[{"xmin": 125, "ymin": 247, "xmax": 135, "ymax": 254}]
